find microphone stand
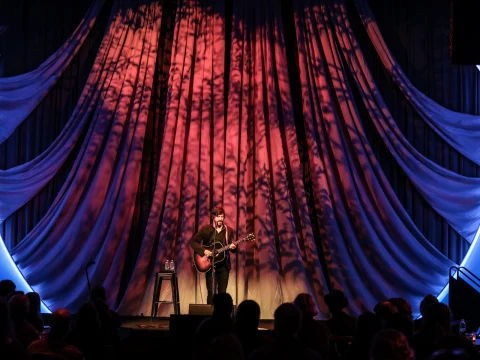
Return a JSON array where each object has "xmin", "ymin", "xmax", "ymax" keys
[
  {"xmin": 85, "ymin": 262, "xmax": 95, "ymax": 300},
  {"xmin": 211, "ymin": 226, "xmax": 217, "ymax": 307}
]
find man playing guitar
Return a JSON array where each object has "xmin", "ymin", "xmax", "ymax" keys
[{"xmin": 189, "ymin": 207, "xmax": 236, "ymax": 304}]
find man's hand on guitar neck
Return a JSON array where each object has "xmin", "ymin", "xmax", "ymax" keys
[{"xmin": 229, "ymin": 243, "xmax": 236, "ymax": 250}]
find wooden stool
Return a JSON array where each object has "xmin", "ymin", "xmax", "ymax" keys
[{"xmin": 151, "ymin": 271, "xmax": 180, "ymax": 318}]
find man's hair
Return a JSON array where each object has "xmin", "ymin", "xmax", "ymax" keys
[{"xmin": 211, "ymin": 207, "xmax": 225, "ymax": 218}]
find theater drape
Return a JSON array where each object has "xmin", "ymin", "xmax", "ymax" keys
[
  {"xmin": 0, "ymin": 0, "xmax": 106, "ymax": 143},
  {"xmin": 1, "ymin": 0, "xmax": 478, "ymax": 318},
  {"xmin": 9, "ymin": 0, "xmax": 163, "ymax": 311}
]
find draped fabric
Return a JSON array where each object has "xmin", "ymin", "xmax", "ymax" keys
[
  {"xmin": 10, "ymin": 0, "xmax": 163, "ymax": 311},
  {"xmin": 0, "ymin": 0, "xmax": 106, "ymax": 144},
  {"xmin": 117, "ymin": 0, "xmax": 330, "ymax": 318},
  {"xmin": 357, "ymin": 0, "xmax": 478, "ymax": 263},
  {"xmin": 293, "ymin": 0, "xmax": 454, "ymax": 315},
  {"xmin": 354, "ymin": 0, "xmax": 480, "ymax": 166},
  {"xmin": 117, "ymin": 0, "xmax": 231, "ymax": 316},
  {"xmin": 324, "ymin": 1, "xmax": 480, "ymax": 243},
  {"xmin": 0, "ymin": 0, "xmax": 117, "ymax": 222},
  {"xmin": 2, "ymin": 0, "xmax": 477, "ymax": 318}
]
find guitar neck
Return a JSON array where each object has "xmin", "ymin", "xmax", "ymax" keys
[{"xmin": 214, "ymin": 238, "xmax": 247, "ymax": 254}]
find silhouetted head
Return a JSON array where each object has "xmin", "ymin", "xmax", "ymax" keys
[
  {"xmin": 213, "ymin": 293, "xmax": 234, "ymax": 317},
  {"xmin": 374, "ymin": 301, "xmax": 398, "ymax": 320},
  {"xmin": 211, "ymin": 334, "xmax": 243, "ymax": 360},
  {"xmin": 90, "ymin": 285, "xmax": 107, "ymax": 302},
  {"xmin": 420, "ymin": 294, "xmax": 439, "ymax": 318},
  {"xmin": 75, "ymin": 302, "xmax": 100, "ymax": 329},
  {"xmin": 324, "ymin": 290, "xmax": 348, "ymax": 313},
  {"xmin": 354, "ymin": 311, "xmax": 382, "ymax": 341},
  {"xmin": 0, "ymin": 280, "xmax": 16, "ymax": 297},
  {"xmin": 50, "ymin": 309, "xmax": 72, "ymax": 339},
  {"xmin": 8, "ymin": 294, "xmax": 30, "ymax": 321},
  {"xmin": 274, "ymin": 303, "xmax": 302, "ymax": 337},
  {"xmin": 389, "ymin": 298, "xmax": 413, "ymax": 321},
  {"xmin": 6, "ymin": 290, "xmax": 24, "ymax": 302},
  {"xmin": 294, "ymin": 293, "xmax": 318, "ymax": 318},
  {"xmin": 385, "ymin": 312, "xmax": 414, "ymax": 340},
  {"xmin": 26, "ymin": 292, "xmax": 41, "ymax": 315},
  {"xmin": 0, "ymin": 297, "xmax": 14, "ymax": 344},
  {"xmin": 235, "ymin": 299, "xmax": 260, "ymax": 331},
  {"xmin": 424, "ymin": 303, "xmax": 451, "ymax": 335},
  {"xmin": 369, "ymin": 329, "xmax": 415, "ymax": 360}
]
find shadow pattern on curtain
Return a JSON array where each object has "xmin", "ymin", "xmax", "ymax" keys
[{"xmin": 2, "ymin": 0, "xmax": 476, "ymax": 318}]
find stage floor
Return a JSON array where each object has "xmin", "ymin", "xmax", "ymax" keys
[{"xmin": 119, "ymin": 315, "xmax": 275, "ymax": 333}]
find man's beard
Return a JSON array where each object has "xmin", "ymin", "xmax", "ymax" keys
[{"xmin": 216, "ymin": 220, "xmax": 223, "ymax": 227}]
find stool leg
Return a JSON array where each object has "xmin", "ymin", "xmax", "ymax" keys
[
  {"xmin": 176, "ymin": 275, "xmax": 179, "ymax": 314},
  {"xmin": 173, "ymin": 274, "xmax": 180, "ymax": 314},
  {"xmin": 151, "ymin": 275, "xmax": 157, "ymax": 319},
  {"xmin": 155, "ymin": 278, "xmax": 163, "ymax": 317},
  {"xmin": 171, "ymin": 275, "xmax": 176, "ymax": 315}
]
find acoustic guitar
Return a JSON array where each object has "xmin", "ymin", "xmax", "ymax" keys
[{"xmin": 193, "ymin": 233, "xmax": 255, "ymax": 273}]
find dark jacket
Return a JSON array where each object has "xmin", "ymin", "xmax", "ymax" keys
[{"xmin": 190, "ymin": 224, "xmax": 236, "ymax": 270}]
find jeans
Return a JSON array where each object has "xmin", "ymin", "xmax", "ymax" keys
[{"xmin": 205, "ymin": 263, "xmax": 229, "ymax": 304}]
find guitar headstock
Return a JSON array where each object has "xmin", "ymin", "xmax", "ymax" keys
[{"xmin": 245, "ymin": 233, "xmax": 255, "ymax": 242}]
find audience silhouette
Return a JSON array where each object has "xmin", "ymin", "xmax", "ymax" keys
[
  {"xmin": 294, "ymin": 293, "xmax": 330, "ymax": 359},
  {"xmin": 193, "ymin": 292, "xmax": 235, "ymax": 360},
  {"xmin": 249, "ymin": 302, "xmax": 322, "ymax": 360},
  {"xmin": 0, "ymin": 297, "xmax": 30, "ymax": 360},
  {"xmin": 235, "ymin": 299, "xmax": 270, "ymax": 359},
  {"xmin": 28, "ymin": 308, "xmax": 83, "ymax": 360},
  {"xmin": 9, "ymin": 293, "xmax": 40, "ymax": 348},
  {"xmin": 1, "ymin": 277, "xmax": 479, "ymax": 360}
]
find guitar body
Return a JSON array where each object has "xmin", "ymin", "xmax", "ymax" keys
[
  {"xmin": 192, "ymin": 233, "xmax": 255, "ymax": 273},
  {"xmin": 193, "ymin": 242, "xmax": 226, "ymax": 273}
]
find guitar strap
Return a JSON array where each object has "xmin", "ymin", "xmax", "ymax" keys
[{"xmin": 224, "ymin": 225, "xmax": 229, "ymax": 261}]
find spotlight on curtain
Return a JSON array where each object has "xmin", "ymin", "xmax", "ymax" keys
[
  {"xmin": 0, "ymin": 235, "xmax": 51, "ymax": 313},
  {"xmin": 437, "ymin": 225, "xmax": 480, "ymax": 303}
]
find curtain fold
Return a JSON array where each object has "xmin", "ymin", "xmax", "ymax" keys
[
  {"xmin": 0, "ymin": 0, "xmax": 106, "ymax": 144},
  {"xmin": 293, "ymin": 0, "xmax": 454, "ymax": 314},
  {"xmin": 10, "ymin": 0, "xmax": 163, "ymax": 311},
  {"xmin": 325, "ymin": 0, "xmax": 480, "ymax": 242},
  {"xmin": 3, "ymin": 0, "xmax": 475, "ymax": 318},
  {"xmin": 117, "ymin": 0, "xmax": 213, "ymax": 316},
  {"xmin": 118, "ymin": 0, "xmax": 330, "ymax": 318},
  {"xmin": 354, "ymin": 0, "xmax": 480, "ymax": 166},
  {"xmin": 0, "ymin": 1, "xmax": 120, "ymax": 223}
]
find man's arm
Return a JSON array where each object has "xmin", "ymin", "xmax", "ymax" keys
[
  {"xmin": 228, "ymin": 227, "xmax": 237, "ymax": 253},
  {"xmin": 190, "ymin": 226, "xmax": 208, "ymax": 256}
]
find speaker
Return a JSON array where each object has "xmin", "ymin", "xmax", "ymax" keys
[
  {"xmin": 450, "ymin": 0, "xmax": 480, "ymax": 64},
  {"xmin": 188, "ymin": 304, "xmax": 213, "ymax": 315}
]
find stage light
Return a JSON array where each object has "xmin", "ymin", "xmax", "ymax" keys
[
  {"xmin": 0, "ymin": 234, "xmax": 51, "ymax": 313},
  {"xmin": 436, "ymin": 224, "xmax": 480, "ymax": 304}
]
